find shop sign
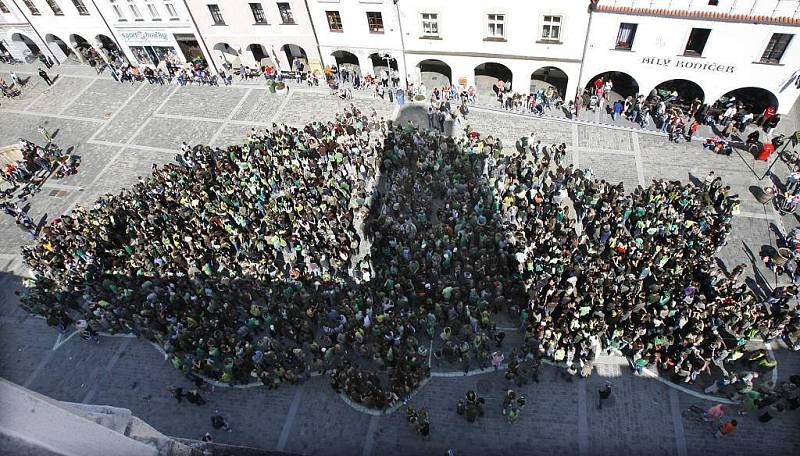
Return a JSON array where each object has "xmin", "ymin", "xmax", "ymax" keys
[
  {"xmin": 119, "ymin": 30, "xmax": 171, "ymax": 45},
  {"xmin": 640, "ymin": 56, "xmax": 735, "ymax": 74}
]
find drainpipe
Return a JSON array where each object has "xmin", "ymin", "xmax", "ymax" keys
[
  {"xmin": 393, "ymin": 0, "xmax": 409, "ymax": 89},
  {"xmin": 576, "ymin": 1, "xmax": 597, "ymax": 100},
  {"xmin": 181, "ymin": 0, "xmax": 218, "ymax": 73},
  {"xmin": 8, "ymin": 0, "xmax": 60, "ymax": 64},
  {"xmin": 302, "ymin": 0, "xmax": 323, "ymax": 70},
  {"xmin": 88, "ymin": 0, "xmax": 125, "ymax": 62}
]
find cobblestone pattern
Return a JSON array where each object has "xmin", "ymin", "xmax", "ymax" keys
[
  {"xmin": 0, "ymin": 64, "xmax": 798, "ymax": 456},
  {"xmin": 26, "ymin": 76, "xmax": 93, "ymax": 114},
  {"xmin": 159, "ymin": 85, "xmax": 250, "ymax": 120},
  {"xmin": 280, "ymin": 92, "xmax": 395, "ymax": 127},
  {"xmin": 131, "ymin": 118, "xmax": 220, "ymax": 150},
  {"xmin": 231, "ymin": 89, "xmax": 285, "ymax": 124},
  {"xmin": 66, "ymin": 79, "xmax": 139, "ymax": 120},
  {"xmin": 93, "ymin": 84, "xmax": 175, "ymax": 143}
]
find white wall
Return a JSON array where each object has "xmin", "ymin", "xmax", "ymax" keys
[
  {"xmin": 581, "ymin": 10, "xmax": 800, "ymax": 113},
  {"xmin": 596, "ymin": 0, "xmax": 800, "ymax": 18},
  {"xmin": 16, "ymin": 0, "xmax": 119, "ymax": 63},
  {"xmin": 185, "ymin": 0, "xmax": 320, "ymax": 72},
  {"xmin": 94, "ymin": 0, "xmax": 209, "ymax": 67},
  {"xmin": 1, "ymin": 0, "xmax": 52, "ymax": 61},
  {"xmin": 396, "ymin": 0, "xmax": 590, "ymax": 95},
  {"xmin": 308, "ymin": 0, "xmax": 405, "ymax": 79}
]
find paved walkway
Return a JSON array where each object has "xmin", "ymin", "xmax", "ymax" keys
[{"xmin": 0, "ymin": 63, "xmax": 799, "ymax": 455}]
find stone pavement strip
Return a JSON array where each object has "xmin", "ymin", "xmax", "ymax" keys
[{"xmin": 0, "ymin": 63, "xmax": 798, "ymax": 455}]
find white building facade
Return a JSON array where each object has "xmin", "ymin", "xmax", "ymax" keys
[
  {"xmin": 395, "ymin": 0, "xmax": 591, "ymax": 99},
  {"xmin": 307, "ymin": 0, "xmax": 406, "ymax": 82},
  {"xmin": 581, "ymin": 0, "xmax": 800, "ymax": 113},
  {"xmin": 95, "ymin": 1, "xmax": 211, "ymax": 68},
  {"xmin": 0, "ymin": 0, "xmax": 52, "ymax": 62},
  {"xmin": 183, "ymin": 0, "xmax": 321, "ymax": 73},
  {"xmin": 6, "ymin": 0, "xmax": 124, "ymax": 64}
]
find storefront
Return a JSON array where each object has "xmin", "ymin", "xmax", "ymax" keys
[{"xmin": 118, "ymin": 30, "xmax": 181, "ymax": 66}]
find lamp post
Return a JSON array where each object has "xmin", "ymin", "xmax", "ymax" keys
[
  {"xmin": 392, "ymin": 0, "xmax": 409, "ymax": 89},
  {"xmin": 761, "ymin": 130, "xmax": 800, "ymax": 180}
]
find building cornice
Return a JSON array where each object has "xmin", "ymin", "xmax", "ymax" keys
[
  {"xmin": 406, "ymin": 49, "xmax": 582, "ymax": 64},
  {"xmin": 594, "ymin": 5, "xmax": 800, "ymax": 26}
]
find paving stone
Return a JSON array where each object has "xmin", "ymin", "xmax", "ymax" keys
[
  {"xmin": 231, "ymin": 89, "xmax": 284, "ymax": 124},
  {"xmin": 131, "ymin": 117, "xmax": 220, "ymax": 150},
  {"xmin": 65, "ymin": 79, "xmax": 139, "ymax": 120},
  {"xmin": 26, "ymin": 76, "xmax": 93, "ymax": 114},
  {"xmin": 1, "ymin": 65, "xmax": 799, "ymax": 456},
  {"xmin": 159, "ymin": 85, "xmax": 249, "ymax": 119}
]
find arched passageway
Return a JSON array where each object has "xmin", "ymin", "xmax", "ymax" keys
[
  {"xmin": 213, "ymin": 42, "xmax": 241, "ymax": 67},
  {"xmin": 474, "ymin": 62, "xmax": 512, "ymax": 96},
  {"xmin": 418, "ymin": 59, "xmax": 451, "ymax": 87},
  {"xmin": 248, "ymin": 44, "xmax": 274, "ymax": 67},
  {"xmin": 531, "ymin": 66, "xmax": 568, "ymax": 98},
  {"xmin": 652, "ymin": 79, "xmax": 705, "ymax": 104},
  {"xmin": 585, "ymin": 71, "xmax": 640, "ymax": 100},
  {"xmin": 281, "ymin": 44, "xmax": 308, "ymax": 72},
  {"xmin": 10, "ymin": 33, "xmax": 41, "ymax": 61},
  {"xmin": 713, "ymin": 87, "xmax": 779, "ymax": 115},
  {"xmin": 46, "ymin": 34, "xmax": 78, "ymax": 63}
]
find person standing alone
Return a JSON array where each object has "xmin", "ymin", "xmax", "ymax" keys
[{"xmin": 38, "ymin": 68, "xmax": 53, "ymax": 86}]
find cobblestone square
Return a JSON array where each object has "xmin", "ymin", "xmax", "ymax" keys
[{"xmin": 0, "ymin": 64, "xmax": 798, "ymax": 456}]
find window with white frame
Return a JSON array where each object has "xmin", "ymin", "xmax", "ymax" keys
[
  {"xmin": 250, "ymin": 3, "xmax": 267, "ymax": 24},
  {"xmin": 22, "ymin": 0, "xmax": 40, "ymax": 15},
  {"xmin": 45, "ymin": 0, "xmax": 64, "ymax": 15},
  {"xmin": 109, "ymin": 0, "xmax": 125, "ymax": 19},
  {"xmin": 487, "ymin": 14, "xmax": 504, "ymax": 39},
  {"xmin": 326, "ymin": 10, "xmax": 342, "ymax": 31},
  {"xmin": 163, "ymin": 1, "xmax": 178, "ymax": 18},
  {"xmin": 128, "ymin": 0, "xmax": 143, "ymax": 19},
  {"xmin": 72, "ymin": 0, "xmax": 89, "ymax": 15},
  {"xmin": 208, "ymin": 3, "xmax": 224, "ymax": 25},
  {"xmin": 760, "ymin": 33, "xmax": 793, "ymax": 64},
  {"xmin": 367, "ymin": 11, "xmax": 383, "ymax": 33},
  {"xmin": 421, "ymin": 12, "xmax": 438, "ymax": 37},
  {"xmin": 277, "ymin": 2, "xmax": 294, "ymax": 24},
  {"xmin": 145, "ymin": 0, "xmax": 160, "ymax": 19},
  {"xmin": 0, "ymin": 1, "xmax": 10, "ymax": 14},
  {"xmin": 615, "ymin": 22, "xmax": 637, "ymax": 50},
  {"xmin": 541, "ymin": 15, "xmax": 561, "ymax": 41}
]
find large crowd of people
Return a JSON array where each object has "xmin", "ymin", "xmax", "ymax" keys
[{"xmin": 16, "ymin": 96, "xmax": 800, "ymax": 417}]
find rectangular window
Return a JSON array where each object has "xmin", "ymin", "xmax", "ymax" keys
[
  {"xmin": 708, "ymin": 0, "xmax": 719, "ymax": 5},
  {"xmin": 129, "ymin": 2, "xmax": 143, "ymax": 19},
  {"xmin": 109, "ymin": 0, "xmax": 124, "ymax": 19},
  {"xmin": 164, "ymin": 1, "xmax": 178, "ymax": 18},
  {"xmin": 277, "ymin": 2, "xmax": 294, "ymax": 24},
  {"xmin": 22, "ymin": 0, "xmax": 40, "ymax": 15},
  {"xmin": 208, "ymin": 3, "xmax": 224, "ymax": 25},
  {"xmin": 45, "ymin": 0, "xmax": 64, "ymax": 15},
  {"xmin": 0, "ymin": 1, "xmax": 10, "ymax": 13},
  {"xmin": 71, "ymin": 0, "xmax": 89, "ymax": 15},
  {"xmin": 326, "ymin": 10, "xmax": 342, "ymax": 31},
  {"xmin": 146, "ymin": 2, "xmax": 160, "ymax": 19},
  {"xmin": 615, "ymin": 22, "xmax": 637, "ymax": 50},
  {"xmin": 421, "ymin": 12, "xmax": 438, "ymax": 37},
  {"xmin": 684, "ymin": 28, "xmax": 711, "ymax": 56},
  {"xmin": 487, "ymin": 14, "xmax": 504, "ymax": 38},
  {"xmin": 367, "ymin": 11, "xmax": 383, "ymax": 33},
  {"xmin": 541, "ymin": 15, "xmax": 561, "ymax": 41},
  {"xmin": 249, "ymin": 3, "xmax": 267, "ymax": 23},
  {"xmin": 760, "ymin": 33, "xmax": 793, "ymax": 64}
]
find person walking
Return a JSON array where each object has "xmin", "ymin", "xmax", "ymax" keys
[
  {"xmin": 598, "ymin": 383, "xmax": 612, "ymax": 409},
  {"xmin": 37, "ymin": 126, "xmax": 52, "ymax": 144},
  {"xmin": 715, "ymin": 419, "xmax": 737, "ymax": 438},
  {"xmin": 38, "ymin": 68, "xmax": 53, "ymax": 86}
]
